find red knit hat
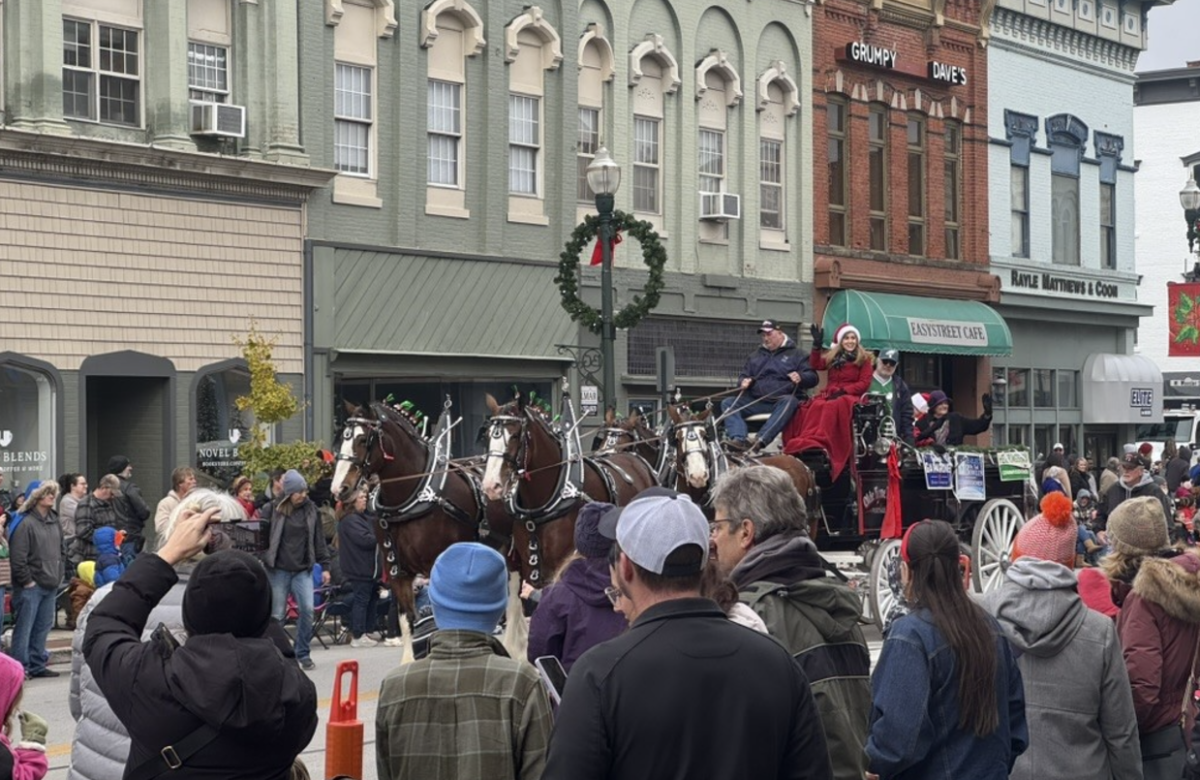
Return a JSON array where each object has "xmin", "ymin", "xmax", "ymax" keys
[{"xmin": 1011, "ymin": 492, "xmax": 1076, "ymax": 568}]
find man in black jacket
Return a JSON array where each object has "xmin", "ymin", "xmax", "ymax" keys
[
  {"xmin": 721, "ymin": 319, "xmax": 818, "ymax": 452},
  {"xmin": 83, "ymin": 507, "xmax": 318, "ymax": 780},
  {"xmin": 106, "ymin": 456, "xmax": 150, "ymax": 564},
  {"xmin": 868, "ymin": 349, "xmax": 914, "ymax": 445},
  {"xmin": 1097, "ymin": 450, "xmax": 1172, "ymax": 531},
  {"xmin": 542, "ymin": 488, "xmax": 832, "ymax": 780}
]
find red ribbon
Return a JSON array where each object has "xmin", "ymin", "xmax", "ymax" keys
[
  {"xmin": 881, "ymin": 444, "xmax": 903, "ymax": 540},
  {"xmin": 589, "ymin": 230, "xmax": 623, "ymax": 266}
]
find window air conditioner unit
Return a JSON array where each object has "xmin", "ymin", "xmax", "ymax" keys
[
  {"xmin": 699, "ymin": 192, "xmax": 741, "ymax": 221},
  {"xmin": 190, "ymin": 102, "xmax": 246, "ymax": 139}
]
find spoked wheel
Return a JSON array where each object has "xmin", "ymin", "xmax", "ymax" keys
[
  {"xmin": 868, "ymin": 539, "xmax": 901, "ymax": 631},
  {"xmin": 971, "ymin": 498, "xmax": 1025, "ymax": 594}
]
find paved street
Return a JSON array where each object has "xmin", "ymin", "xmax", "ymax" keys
[{"xmin": 39, "ymin": 637, "xmax": 402, "ymax": 780}]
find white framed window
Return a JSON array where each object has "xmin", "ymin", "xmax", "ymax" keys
[
  {"xmin": 334, "ymin": 63, "xmax": 372, "ymax": 175},
  {"xmin": 633, "ymin": 116, "xmax": 660, "ymax": 214},
  {"xmin": 760, "ymin": 139, "xmax": 783, "ymax": 230},
  {"xmin": 63, "ymin": 18, "xmax": 140, "ymax": 126},
  {"xmin": 577, "ymin": 107, "xmax": 600, "ymax": 202},
  {"xmin": 187, "ymin": 42, "xmax": 228, "ymax": 103},
  {"xmin": 699, "ymin": 128, "xmax": 724, "ymax": 194},
  {"xmin": 428, "ymin": 79, "xmax": 462, "ymax": 187},
  {"xmin": 509, "ymin": 94, "xmax": 539, "ymax": 195}
]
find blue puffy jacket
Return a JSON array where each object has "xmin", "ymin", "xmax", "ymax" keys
[
  {"xmin": 92, "ymin": 526, "xmax": 125, "ymax": 588},
  {"xmin": 738, "ymin": 336, "xmax": 817, "ymax": 400}
]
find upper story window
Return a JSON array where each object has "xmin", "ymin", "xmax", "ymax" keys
[
  {"xmin": 1095, "ymin": 131, "xmax": 1124, "ymax": 271},
  {"xmin": 1047, "ymin": 113, "xmax": 1087, "ymax": 266},
  {"xmin": 944, "ymin": 121, "xmax": 962, "ymax": 260},
  {"xmin": 63, "ymin": 18, "xmax": 141, "ymax": 126},
  {"xmin": 1004, "ymin": 110, "xmax": 1038, "ymax": 259},
  {"xmin": 508, "ymin": 93, "xmax": 539, "ymax": 195},
  {"xmin": 334, "ymin": 63, "xmax": 372, "ymax": 175},
  {"xmin": 576, "ymin": 27, "xmax": 613, "ymax": 204},
  {"xmin": 503, "ymin": 9, "xmax": 561, "ymax": 222},
  {"xmin": 906, "ymin": 115, "xmax": 926, "ymax": 255},
  {"xmin": 628, "ymin": 34, "xmax": 680, "ymax": 219},
  {"xmin": 187, "ymin": 42, "xmax": 227, "ymax": 103},
  {"xmin": 868, "ymin": 104, "xmax": 888, "ymax": 251},
  {"xmin": 753, "ymin": 61, "xmax": 796, "ymax": 242},
  {"xmin": 428, "ymin": 80, "xmax": 462, "ymax": 186},
  {"xmin": 827, "ymin": 96, "xmax": 848, "ymax": 246}
]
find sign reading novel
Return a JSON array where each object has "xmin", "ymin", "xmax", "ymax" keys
[
  {"xmin": 996, "ymin": 449, "xmax": 1032, "ymax": 483},
  {"xmin": 954, "ymin": 452, "xmax": 986, "ymax": 501},
  {"xmin": 920, "ymin": 451, "xmax": 953, "ymax": 490},
  {"xmin": 195, "ymin": 367, "xmax": 253, "ymax": 486}
]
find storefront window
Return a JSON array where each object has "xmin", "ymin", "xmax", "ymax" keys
[
  {"xmin": 195, "ymin": 366, "xmax": 254, "ymax": 486},
  {"xmin": 1057, "ymin": 426, "xmax": 1078, "ymax": 459},
  {"xmin": 1057, "ymin": 370, "xmax": 1078, "ymax": 408},
  {"xmin": 1034, "ymin": 424, "xmax": 1054, "ymax": 460},
  {"xmin": 0, "ymin": 363, "xmax": 55, "ymax": 487},
  {"xmin": 902, "ymin": 355, "xmax": 941, "ymax": 392},
  {"xmin": 1007, "ymin": 368, "xmax": 1029, "ymax": 408},
  {"xmin": 991, "ymin": 369, "xmax": 1007, "ymax": 408},
  {"xmin": 1033, "ymin": 369, "xmax": 1055, "ymax": 408}
]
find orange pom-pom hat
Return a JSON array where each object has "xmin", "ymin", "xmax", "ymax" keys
[{"xmin": 1011, "ymin": 491, "xmax": 1077, "ymax": 568}]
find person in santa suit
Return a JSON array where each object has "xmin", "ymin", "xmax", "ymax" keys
[{"xmin": 782, "ymin": 322, "xmax": 874, "ymax": 480}]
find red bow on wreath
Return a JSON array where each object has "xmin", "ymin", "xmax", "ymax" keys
[{"xmin": 590, "ymin": 230, "xmax": 623, "ymax": 266}]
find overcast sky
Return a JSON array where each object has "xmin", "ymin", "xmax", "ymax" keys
[{"xmin": 1137, "ymin": 1, "xmax": 1200, "ymax": 72}]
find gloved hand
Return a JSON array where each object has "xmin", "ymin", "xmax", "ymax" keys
[
  {"xmin": 982, "ymin": 393, "xmax": 994, "ymax": 417},
  {"xmin": 19, "ymin": 711, "xmax": 47, "ymax": 745},
  {"xmin": 810, "ymin": 323, "xmax": 824, "ymax": 348}
]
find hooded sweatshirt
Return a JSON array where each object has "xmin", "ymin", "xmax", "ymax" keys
[
  {"xmin": 91, "ymin": 527, "xmax": 125, "ymax": 588},
  {"xmin": 83, "ymin": 554, "xmax": 318, "ymax": 779},
  {"xmin": 1098, "ymin": 470, "xmax": 1171, "ymax": 530},
  {"xmin": 983, "ymin": 559, "xmax": 1141, "ymax": 780},
  {"xmin": 0, "ymin": 652, "xmax": 49, "ymax": 780},
  {"xmin": 527, "ymin": 557, "xmax": 626, "ymax": 672},
  {"xmin": 731, "ymin": 532, "xmax": 871, "ymax": 780}
]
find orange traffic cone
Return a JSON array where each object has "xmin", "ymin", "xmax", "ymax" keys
[{"xmin": 325, "ymin": 660, "xmax": 363, "ymax": 780}]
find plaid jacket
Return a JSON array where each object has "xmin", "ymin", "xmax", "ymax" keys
[{"xmin": 376, "ymin": 630, "xmax": 552, "ymax": 780}]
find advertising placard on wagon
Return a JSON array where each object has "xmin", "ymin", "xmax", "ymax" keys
[
  {"xmin": 996, "ymin": 449, "xmax": 1032, "ymax": 483},
  {"xmin": 954, "ymin": 452, "xmax": 987, "ymax": 502},
  {"xmin": 920, "ymin": 452, "xmax": 953, "ymax": 490}
]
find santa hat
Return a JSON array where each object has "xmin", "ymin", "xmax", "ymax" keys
[
  {"xmin": 833, "ymin": 323, "xmax": 861, "ymax": 346},
  {"xmin": 912, "ymin": 394, "xmax": 929, "ymax": 415},
  {"xmin": 1011, "ymin": 492, "xmax": 1076, "ymax": 568}
]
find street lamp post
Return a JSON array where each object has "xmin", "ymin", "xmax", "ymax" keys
[
  {"xmin": 586, "ymin": 147, "xmax": 622, "ymax": 414},
  {"xmin": 1180, "ymin": 176, "xmax": 1200, "ymax": 281}
]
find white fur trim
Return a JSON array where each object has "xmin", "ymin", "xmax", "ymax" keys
[
  {"xmin": 15, "ymin": 741, "xmax": 46, "ymax": 752},
  {"xmin": 834, "ymin": 324, "xmax": 861, "ymax": 346}
]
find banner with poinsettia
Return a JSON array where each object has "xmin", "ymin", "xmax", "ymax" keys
[{"xmin": 1169, "ymin": 283, "xmax": 1200, "ymax": 357}]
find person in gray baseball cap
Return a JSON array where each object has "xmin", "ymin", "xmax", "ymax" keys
[
  {"xmin": 869, "ymin": 348, "xmax": 914, "ymax": 445},
  {"xmin": 543, "ymin": 487, "xmax": 832, "ymax": 780}
]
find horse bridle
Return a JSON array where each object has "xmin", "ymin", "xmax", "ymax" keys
[
  {"xmin": 485, "ymin": 412, "xmax": 528, "ymax": 494},
  {"xmin": 336, "ymin": 416, "xmax": 383, "ymax": 490}
]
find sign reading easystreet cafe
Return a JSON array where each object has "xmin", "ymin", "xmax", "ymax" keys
[{"xmin": 841, "ymin": 42, "xmax": 968, "ymax": 87}]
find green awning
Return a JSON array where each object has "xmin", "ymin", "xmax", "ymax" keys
[{"xmin": 821, "ymin": 290, "xmax": 1012, "ymax": 356}]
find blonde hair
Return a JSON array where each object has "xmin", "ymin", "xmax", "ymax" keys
[
  {"xmin": 157, "ymin": 489, "xmax": 247, "ymax": 557},
  {"xmin": 821, "ymin": 341, "xmax": 873, "ymax": 368}
]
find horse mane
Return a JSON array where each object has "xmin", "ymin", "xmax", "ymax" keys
[{"xmin": 372, "ymin": 401, "xmax": 425, "ymax": 440}]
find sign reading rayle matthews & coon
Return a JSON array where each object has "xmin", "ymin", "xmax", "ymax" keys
[{"xmin": 907, "ymin": 318, "xmax": 989, "ymax": 348}]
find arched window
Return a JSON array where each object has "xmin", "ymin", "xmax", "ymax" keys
[
  {"xmin": 629, "ymin": 34, "xmax": 680, "ymax": 219},
  {"xmin": 577, "ymin": 24, "xmax": 614, "ymax": 204},
  {"xmin": 0, "ymin": 354, "xmax": 60, "ymax": 487},
  {"xmin": 191, "ymin": 360, "xmax": 258, "ymax": 486},
  {"xmin": 1046, "ymin": 113, "xmax": 1087, "ymax": 266},
  {"xmin": 505, "ymin": 6, "xmax": 562, "ymax": 225},
  {"xmin": 696, "ymin": 50, "xmax": 741, "ymax": 241},
  {"xmin": 421, "ymin": 0, "xmax": 485, "ymax": 219},
  {"xmin": 330, "ymin": 0, "xmax": 393, "ymax": 208}
]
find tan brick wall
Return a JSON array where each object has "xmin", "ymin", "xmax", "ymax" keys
[{"xmin": 0, "ymin": 180, "xmax": 304, "ymax": 373}]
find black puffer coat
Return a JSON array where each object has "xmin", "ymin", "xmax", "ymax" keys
[{"xmin": 83, "ymin": 555, "xmax": 318, "ymax": 780}]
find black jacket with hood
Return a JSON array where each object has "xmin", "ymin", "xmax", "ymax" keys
[
  {"xmin": 1097, "ymin": 473, "xmax": 1171, "ymax": 530},
  {"xmin": 83, "ymin": 554, "xmax": 318, "ymax": 780}
]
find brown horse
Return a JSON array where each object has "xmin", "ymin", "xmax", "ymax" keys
[
  {"xmin": 331, "ymin": 401, "xmax": 510, "ymax": 660},
  {"xmin": 481, "ymin": 394, "xmax": 658, "ymax": 586},
  {"xmin": 665, "ymin": 404, "xmax": 822, "ymax": 539}
]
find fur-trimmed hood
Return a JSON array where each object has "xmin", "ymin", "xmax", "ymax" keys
[{"xmin": 1130, "ymin": 553, "xmax": 1200, "ymax": 624}]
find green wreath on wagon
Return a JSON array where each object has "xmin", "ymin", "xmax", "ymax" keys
[{"xmin": 555, "ymin": 210, "xmax": 667, "ymax": 334}]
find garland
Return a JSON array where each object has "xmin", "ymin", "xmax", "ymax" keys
[{"xmin": 555, "ymin": 210, "xmax": 667, "ymax": 334}]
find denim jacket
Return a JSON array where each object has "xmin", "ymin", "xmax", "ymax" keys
[{"xmin": 866, "ymin": 608, "xmax": 1028, "ymax": 780}]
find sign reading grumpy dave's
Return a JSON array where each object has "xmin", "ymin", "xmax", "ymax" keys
[
  {"xmin": 844, "ymin": 42, "xmax": 898, "ymax": 69},
  {"xmin": 839, "ymin": 42, "xmax": 968, "ymax": 87}
]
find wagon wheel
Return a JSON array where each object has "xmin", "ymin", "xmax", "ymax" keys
[
  {"xmin": 868, "ymin": 539, "xmax": 901, "ymax": 631},
  {"xmin": 970, "ymin": 498, "xmax": 1025, "ymax": 594}
]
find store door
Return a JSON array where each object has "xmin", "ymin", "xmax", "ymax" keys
[
  {"xmin": 86, "ymin": 377, "xmax": 170, "ymax": 498},
  {"xmin": 1084, "ymin": 428, "xmax": 1118, "ymax": 467}
]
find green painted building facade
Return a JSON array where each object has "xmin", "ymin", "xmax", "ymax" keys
[{"xmin": 301, "ymin": 0, "xmax": 815, "ymax": 452}]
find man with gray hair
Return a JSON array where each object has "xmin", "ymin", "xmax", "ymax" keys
[
  {"xmin": 70, "ymin": 474, "xmax": 122, "ymax": 570},
  {"xmin": 710, "ymin": 466, "xmax": 871, "ymax": 780}
]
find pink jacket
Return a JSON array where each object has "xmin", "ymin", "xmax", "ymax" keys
[{"xmin": 0, "ymin": 653, "xmax": 48, "ymax": 780}]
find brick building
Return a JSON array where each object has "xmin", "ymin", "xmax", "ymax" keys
[{"xmin": 811, "ymin": 0, "xmax": 1005, "ymax": 429}]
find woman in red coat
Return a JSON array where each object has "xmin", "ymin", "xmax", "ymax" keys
[{"xmin": 783, "ymin": 322, "xmax": 873, "ymax": 480}]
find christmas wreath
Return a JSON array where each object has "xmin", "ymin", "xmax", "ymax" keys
[{"xmin": 555, "ymin": 210, "xmax": 667, "ymax": 334}]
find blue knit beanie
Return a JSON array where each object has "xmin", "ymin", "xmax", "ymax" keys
[
  {"xmin": 429, "ymin": 543, "xmax": 508, "ymax": 633},
  {"xmin": 280, "ymin": 469, "xmax": 308, "ymax": 499},
  {"xmin": 575, "ymin": 502, "xmax": 614, "ymax": 559}
]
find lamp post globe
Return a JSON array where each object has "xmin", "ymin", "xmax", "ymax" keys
[
  {"xmin": 1180, "ymin": 176, "xmax": 1200, "ymax": 211},
  {"xmin": 1184, "ymin": 176, "xmax": 1200, "ymax": 259},
  {"xmin": 588, "ymin": 147, "xmax": 622, "ymax": 415}
]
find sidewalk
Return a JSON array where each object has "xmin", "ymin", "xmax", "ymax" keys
[{"xmin": 47, "ymin": 627, "xmax": 73, "ymax": 665}]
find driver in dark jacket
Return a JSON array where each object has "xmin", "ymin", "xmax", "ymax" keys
[
  {"xmin": 83, "ymin": 508, "xmax": 318, "ymax": 780},
  {"xmin": 721, "ymin": 319, "xmax": 818, "ymax": 452}
]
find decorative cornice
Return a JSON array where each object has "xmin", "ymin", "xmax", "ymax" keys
[
  {"xmin": 1004, "ymin": 109, "xmax": 1039, "ymax": 141},
  {"xmin": 505, "ymin": 6, "xmax": 563, "ymax": 70},
  {"xmin": 1094, "ymin": 130, "xmax": 1124, "ymax": 162},
  {"xmin": 991, "ymin": 7, "xmax": 1140, "ymax": 72},
  {"xmin": 628, "ymin": 34, "xmax": 682, "ymax": 94},
  {"xmin": 758, "ymin": 61, "xmax": 800, "ymax": 117},
  {"xmin": 578, "ymin": 23, "xmax": 615, "ymax": 82},
  {"xmin": 325, "ymin": 0, "xmax": 397, "ymax": 39},
  {"xmin": 695, "ymin": 50, "xmax": 743, "ymax": 107},
  {"xmin": 1046, "ymin": 113, "xmax": 1088, "ymax": 146},
  {"xmin": 0, "ymin": 130, "xmax": 335, "ymax": 204},
  {"xmin": 420, "ymin": 0, "xmax": 486, "ymax": 55},
  {"xmin": 813, "ymin": 255, "xmax": 1001, "ymax": 302}
]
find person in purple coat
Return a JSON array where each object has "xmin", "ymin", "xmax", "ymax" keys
[{"xmin": 527, "ymin": 502, "xmax": 627, "ymax": 672}]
